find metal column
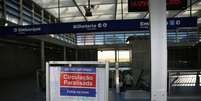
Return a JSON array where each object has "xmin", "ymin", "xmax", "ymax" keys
[
  {"xmin": 64, "ymin": 47, "xmax": 66, "ymax": 61},
  {"xmin": 31, "ymin": 3, "xmax": 34, "ymax": 24},
  {"xmin": 149, "ymin": 0, "xmax": 167, "ymax": 101},
  {"xmin": 75, "ymin": 49, "xmax": 78, "ymax": 61},
  {"xmin": 41, "ymin": 9, "xmax": 44, "ymax": 24},
  {"xmin": 19, "ymin": 0, "xmax": 23, "ymax": 25},
  {"xmin": 49, "ymin": 15, "xmax": 52, "ymax": 23},
  {"xmin": 2, "ymin": 0, "xmax": 6, "ymax": 20},
  {"xmin": 58, "ymin": 0, "xmax": 60, "ymax": 22},
  {"xmin": 115, "ymin": 49, "xmax": 120, "ymax": 93},
  {"xmin": 198, "ymin": 46, "xmax": 201, "ymax": 68},
  {"xmin": 41, "ymin": 41, "xmax": 45, "ymax": 71}
]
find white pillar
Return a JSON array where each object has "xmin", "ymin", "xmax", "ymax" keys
[{"xmin": 149, "ymin": 0, "xmax": 167, "ymax": 101}]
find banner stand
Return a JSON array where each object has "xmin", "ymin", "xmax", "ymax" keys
[{"xmin": 46, "ymin": 61, "xmax": 109, "ymax": 101}]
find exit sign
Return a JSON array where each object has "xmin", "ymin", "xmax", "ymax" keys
[{"xmin": 128, "ymin": 0, "xmax": 187, "ymax": 12}]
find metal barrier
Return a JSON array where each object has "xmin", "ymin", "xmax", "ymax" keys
[{"xmin": 168, "ymin": 69, "xmax": 201, "ymax": 96}]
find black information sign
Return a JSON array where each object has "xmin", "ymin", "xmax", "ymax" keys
[{"xmin": 128, "ymin": 0, "xmax": 187, "ymax": 12}]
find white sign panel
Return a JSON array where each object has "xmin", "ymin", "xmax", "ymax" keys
[{"xmin": 48, "ymin": 66, "xmax": 107, "ymax": 101}]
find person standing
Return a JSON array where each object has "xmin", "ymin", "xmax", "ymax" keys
[{"xmin": 124, "ymin": 71, "xmax": 133, "ymax": 89}]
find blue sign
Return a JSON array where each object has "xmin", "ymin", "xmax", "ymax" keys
[
  {"xmin": 0, "ymin": 17, "xmax": 197, "ymax": 36},
  {"xmin": 60, "ymin": 88, "xmax": 96, "ymax": 97},
  {"xmin": 61, "ymin": 67, "xmax": 96, "ymax": 73}
]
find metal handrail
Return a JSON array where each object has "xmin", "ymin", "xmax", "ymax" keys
[
  {"xmin": 76, "ymin": 31, "xmax": 200, "ymax": 46},
  {"xmin": 168, "ymin": 69, "xmax": 201, "ymax": 72},
  {"xmin": 168, "ymin": 69, "xmax": 201, "ymax": 96}
]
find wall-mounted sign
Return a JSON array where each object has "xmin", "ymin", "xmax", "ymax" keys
[{"xmin": 128, "ymin": 0, "xmax": 187, "ymax": 12}]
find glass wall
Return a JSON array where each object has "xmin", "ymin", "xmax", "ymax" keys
[
  {"xmin": 77, "ymin": 31, "xmax": 199, "ymax": 46},
  {"xmin": 98, "ymin": 47, "xmax": 151, "ymax": 100},
  {"xmin": 77, "ymin": 32, "xmax": 149, "ymax": 45},
  {"xmin": 98, "ymin": 50, "xmax": 130, "ymax": 65}
]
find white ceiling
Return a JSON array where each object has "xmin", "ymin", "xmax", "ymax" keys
[{"xmin": 33, "ymin": 0, "xmax": 201, "ymax": 23}]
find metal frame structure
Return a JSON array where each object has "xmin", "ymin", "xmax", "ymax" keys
[
  {"xmin": 46, "ymin": 61, "xmax": 109, "ymax": 101},
  {"xmin": 168, "ymin": 69, "xmax": 201, "ymax": 96},
  {"xmin": 76, "ymin": 30, "xmax": 200, "ymax": 47},
  {"xmin": 32, "ymin": 0, "xmax": 201, "ymax": 22}
]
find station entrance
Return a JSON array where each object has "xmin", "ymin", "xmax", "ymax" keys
[
  {"xmin": 1, "ymin": 29, "xmax": 200, "ymax": 101},
  {"xmin": 1, "ymin": 0, "xmax": 201, "ymax": 101},
  {"xmin": 0, "ymin": 15, "xmax": 199, "ymax": 101}
]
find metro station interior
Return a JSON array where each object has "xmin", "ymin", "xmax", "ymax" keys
[{"xmin": 0, "ymin": 0, "xmax": 201, "ymax": 101}]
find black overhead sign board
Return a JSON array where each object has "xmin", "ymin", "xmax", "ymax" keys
[
  {"xmin": 128, "ymin": 0, "xmax": 187, "ymax": 12},
  {"xmin": 0, "ymin": 17, "xmax": 197, "ymax": 36}
]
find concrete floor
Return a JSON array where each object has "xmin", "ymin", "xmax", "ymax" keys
[
  {"xmin": 0, "ymin": 75, "xmax": 201, "ymax": 101},
  {"xmin": 0, "ymin": 75, "xmax": 45, "ymax": 101}
]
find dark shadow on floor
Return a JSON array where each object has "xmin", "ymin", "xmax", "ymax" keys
[{"xmin": 0, "ymin": 74, "xmax": 45, "ymax": 101}]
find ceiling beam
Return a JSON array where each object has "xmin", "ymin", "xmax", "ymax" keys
[
  {"xmin": 173, "ymin": 0, "xmax": 200, "ymax": 17},
  {"xmin": 44, "ymin": 3, "xmax": 122, "ymax": 9},
  {"xmin": 72, "ymin": 0, "xmax": 88, "ymax": 21},
  {"xmin": 143, "ymin": 12, "xmax": 149, "ymax": 19},
  {"xmin": 121, "ymin": 0, "xmax": 123, "ymax": 20},
  {"xmin": 60, "ymin": 14, "xmax": 114, "ymax": 19},
  {"xmin": 58, "ymin": 0, "xmax": 61, "ymax": 22},
  {"xmin": 114, "ymin": 0, "xmax": 118, "ymax": 20}
]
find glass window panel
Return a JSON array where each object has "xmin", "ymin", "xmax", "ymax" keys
[
  {"xmin": 95, "ymin": 34, "xmax": 104, "ymax": 45},
  {"xmin": 118, "ymin": 50, "xmax": 130, "ymax": 62},
  {"xmin": 84, "ymin": 33, "xmax": 95, "ymax": 45},
  {"xmin": 105, "ymin": 34, "xmax": 114, "ymax": 44},
  {"xmin": 98, "ymin": 50, "xmax": 115, "ymax": 62},
  {"xmin": 5, "ymin": 1, "xmax": 19, "ymax": 11},
  {"xmin": 6, "ymin": 6, "xmax": 19, "ymax": 17},
  {"xmin": 115, "ymin": 34, "xmax": 125, "ymax": 44}
]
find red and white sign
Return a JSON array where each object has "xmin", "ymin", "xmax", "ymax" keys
[{"xmin": 60, "ymin": 73, "xmax": 96, "ymax": 88}]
